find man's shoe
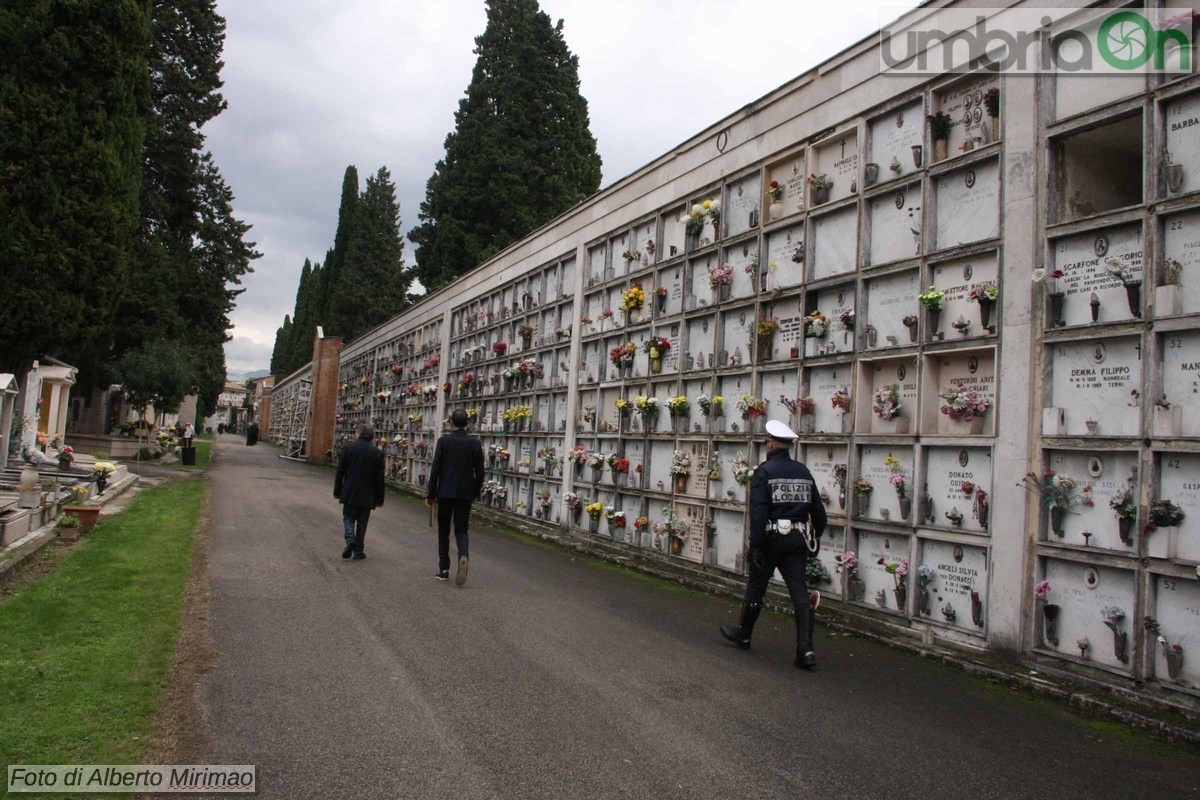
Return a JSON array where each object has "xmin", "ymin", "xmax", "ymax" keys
[
  {"xmin": 341, "ymin": 544, "xmax": 353, "ymax": 560},
  {"xmin": 719, "ymin": 603, "xmax": 762, "ymax": 650},
  {"xmin": 455, "ymin": 556, "xmax": 469, "ymax": 586},
  {"xmin": 352, "ymin": 551, "xmax": 366, "ymax": 560},
  {"xmin": 795, "ymin": 650, "xmax": 817, "ymax": 670},
  {"xmin": 436, "ymin": 569, "xmax": 450, "ymax": 581}
]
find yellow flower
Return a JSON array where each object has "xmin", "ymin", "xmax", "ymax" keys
[
  {"xmin": 884, "ymin": 455, "xmax": 901, "ymax": 470},
  {"xmin": 702, "ymin": 199, "xmax": 712, "ymax": 210},
  {"xmin": 650, "ymin": 347, "xmax": 660, "ymax": 359}
]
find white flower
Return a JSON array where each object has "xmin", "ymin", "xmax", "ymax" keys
[
  {"xmin": 1031, "ymin": 268, "xmax": 1046, "ymax": 283},
  {"xmin": 690, "ymin": 204, "xmax": 704, "ymax": 216}
]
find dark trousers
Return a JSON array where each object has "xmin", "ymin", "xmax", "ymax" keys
[
  {"xmin": 744, "ymin": 532, "xmax": 809, "ymax": 614},
  {"xmin": 343, "ymin": 504, "xmax": 371, "ymax": 553},
  {"xmin": 437, "ymin": 498, "xmax": 472, "ymax": 571}
]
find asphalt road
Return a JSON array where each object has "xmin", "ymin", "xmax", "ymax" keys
[{"xmin": 199, "ymin": 435, "xmax": 1199, "ymax": 799}]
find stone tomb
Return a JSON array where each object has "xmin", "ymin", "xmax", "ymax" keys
[
  {"xmin": 554, "ymin": 394, "xmax": 568, "ymax": 433},
  {"xmin": 805, "ymin": 287, "xmax": 855, "ymax": 358},
  {"xmin": 661, "ymin": 206, "xmax": 687, "ymax": 260},
  {"xmin": 1040, "ymin": 558, "xmax": 1137, "ymax": 672},
  {"xmin": 855, "ymin": 531, "xmax": 911, "ymax": 614},
  {"xmin": 1051, "ymin": 224, "xmax": 1144, "ymax": 327},
  {"xmin": 803, "ymin": 443, "xmax": 851, "ymax": 515},
  {"xmin": 689, "ymin": 252, "xmax": 720, "ymax": 309},
  {"xmin": 587, "ymin": 243, "xmax": 606, "ymax": 287},
  {"xmin": 764, "ymin": 223, "xmax": 806, "ymax": 291},
  {"xmin": 922, "ymin": 348, "xmax": 996, "ymax": 436},
  {"xmin": 1047, "ymin": 337, "xmax": 1142, "ymax": 437},
  {"xmin": 923, "ymin": 446, "xmax": 992, "ymax": 534},
  {"xmin": 918, "ymin": 538, "xmax": 988, "ymax": 633},
  {"xmin": 680, "ymin": 439, "xmax": 709, "ymax": 499},
  {"xmin": 685, "ymin": 314, "xmax": 716, "ymax": 372},
  {"xmin": 1160, "ymin": 331, "xmax": 1200, "ymax": 439},
  {"xmin": 810, "ymin": 207, "xmax": 858, "ymax": 281},
  {"xmin": 867, "ymin": 183, "xmax": 922, "ymax": 266},
  {"xmin": 765, "ymin": 151, "xmax": 807, "ymax": 221},
  {"xmin": 804, "ymin": 363, "xmax": 853, "ymax": 434},
  {"xmin": 934, "ymin": 159, "xmax": 1000, "ymax": 250},
  {"xmin": 632, "ymin": 219, "xmax": 656, "ymax": 269},
  {"xmin": 534, "ymin": 395, "xmax": 551, "ymax": 432},
  {"xmin": 855, "ymin": 445, "xmax": 915, "ymax": 524},
  {"xmin": 1162, "ymin": 208, "xmax": 1200, "ymax": 316},
  {"xmin": 1153, "ymin": 453, "xmax": 1200, "ymax": 563},
  {"xmin": 717, "ymin": 374, "xmax": 754, "ymax": 435},
  {"xmin": 865, "ymin": 269, "xmax": 920, "ymax": 350},
  {"xmin": 1045, "ymin": 449, "xmax": 1140, "ymax": 552},
  {"xmin": 812, "ymin": 130, "xmax": 859, "ymax": 206},
  {"xmin": 706, "ymin": 442, "xmax": 740, "ymax": 504},
  {"xmin": 681, "ymin": 378, "xmax": 710, "ymax": 434},
  {"xmin": 720, "ymin": 306, "xmax": 754, "ymax": 368},
  {"xmin": 624, "ymin": 439, "xmax": 647, "ymax": 490},
  {"xmin": 659, "ymin": 323, "xmax": 682, "ymax": 373},
  {"xmin": 935, "ymin": 74, "xmax": 999, "ymax": 154},
  {"xmin": 866, "ymin": 101, "xmax": 923, "ymax": 184},
  {"xmin": 658, "ymin": 264, "xmax": 686, "ymax": 318},
  {"xmin": 722, "ymin": 240, "xmax": 759, "ymax": 300},
  {"xmin": 928, "ymin": 253, "xmax": 999, "ymax": 339},
  {"xmin": 648, "ymin": 440, "xmax": 676, "ymax": 494},
  {"xmin": 810, "ymin": 525, "xmax": 845, "ymax": 599},
  {"xmin": 724, "ymin": 173, "xmax": 762, "ymax": 239},
  {"xmin": 610, "ymin": 231, "xmax": 632, "ymax": 279},
  {"xmin": 761, "ymin": 369, "xmax": 798, "ymax": 428},
  {"xmin": 857, "ymin": 356, "xmax": 919, "ymax": 435},
  {"xmin": 710, "ymin": 507, "xmax": 747, "ymax": 571},
  {"xmin": 1166, "ymin": 92, "xmax": 1200, "ymax": 201},
  {"xmin": 1150, "ymin": 575, "xmax": 1199, "ymax": 688}
]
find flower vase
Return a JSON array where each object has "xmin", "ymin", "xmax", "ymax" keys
[
  {"xmin": 575, "ymin": 461, "xmax": 584, "ymax": 478},
  {"xmin": 757, "ymin": 335, "xmax": 774, "ymax": 362},
  {"xmin": 864, "ymin": 163, "xmax": 879, "ymax": 186},
  {"xmin": 1165, "ymin": 650, "xmax": 1184, "ymax": 680},
  {"xmin": 911, "ymin": 144, "xmax": 923, "ymax": 168},
  {"xmin": 656, "ymin": 293, "xmax": 667, "ymax": 313},
  {"xmin": 978, "ymin": 297, "xmax": 994, "ymax": 329},
  {"xmin": 719, "ymin": 283, "xmax": 732, "ymax": 303},
  {"xmin": 898, "ymin": 496, "xmax": 911, "ymax": 521},
  {"xmin": 1111, "ymin": 628, "xmax": 1129, "ymax": 663},
  {"xmin": 848, "ymin": 577, "xmax": 865, "ymax": 601},
  {"xmin": 589, "ymin": 517, "xmax": 600, "ymax": 534},
  {"xmin": 799, "ymin": 415, "xmax": 815, "ymax": 434},
  {"xmin": 649, "ymin": 357, "xmax": 662, "ymax": 374},
  {"xmin": 1166, "ymin": 162, "xmax": 1184, "ymax": 194},
  {"xmin": 894, "ymin": 585, "xmax": 907, "ymax": 612},
  {"xmin": 572, "ymin": 506, "xmax": 582, "ymax": 524},
  {"xmin": 978, "ymin": 503, "xmax": 989, "ymax": 530},
  {"xmin": 767, "ymin": 200, "xmax": 784, "ymax": 221},
  {"xmin": 853, "ymin": 493, "xmax": 870, "ymax": 518},
  {"xmin": 1042, "ymin": 603, "xmax": 1060, "ymax": 647},
  {"xmin": 591, "ymin": 468, "xmax": 602, "ymax": 485},
  {"xmin": 1049, "ymin": 506, "xmax": 1066, "ymax": 537},
  {"xmin": 674, "ymin": 475, "xmax": 688, "ymax": 494},
  {"xmin": 925, "ymin": 307, "xmax": 941, "ymax": 337},
  {"xmin": 811, "ymin": 185, "xmax": 830, "ymax": 206},
  {"xmin": 1124, "ymin": 282, "xmax": 1143, "ymax": 318},
  {"xmin": 1048, "ymin": 292, "xmax": 1065, "ymax": 327},
  {"xmin": 670, "ymin": 536, "xmax": 684, "ymax": 556},
  {"xmin": 1118, "ymin": 517, "xmax": 1134, "ymax": 545},
  {"xmin": 918, "ymin": 589, "xmax": 930, "ymax": 616},
  {"xmin": 712, "ymin": 222, "xmax": 720, "ymax": 244},
  {"xmin": 971, "ymin": 594, "xmax": 984, "ymax": 627},
  {"xmin": 933, "ymin": 138, "xmax": 948, "ymax": 162},
  {"xmin": 838, "ymin": 488, "xmax": 846, "ymax": 510},
  {"xmin": 96, "ymin": 474, "xmax": 108, "ymax": 495}
]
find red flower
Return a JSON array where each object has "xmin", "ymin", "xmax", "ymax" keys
[
  {"xmin": 1052, "ymin": 269, "xmax": 1064, "ymax": 279},
  {"xmin": 961, "ymin": 480, "xmax": 974, "ymax": 495},
  {"xmin": 770, "ymin": 180, "xmax": 780, "ymax": 190},
  {"xmin": 877, "ymin": 557, "xmax": 886, "ymax": 565}
]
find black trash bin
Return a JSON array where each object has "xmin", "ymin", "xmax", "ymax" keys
[{"xmin": 181, "ymin": 446, "xmax": 197, "ymax": 466}]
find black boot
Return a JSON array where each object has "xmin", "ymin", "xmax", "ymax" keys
[
  {"xmin": 720, "ymin": 603, "xmax": 762, "ymax": 650},
  {"xmin": 795, "ymin": 604, "xmax": 816, "ymax": 669}
]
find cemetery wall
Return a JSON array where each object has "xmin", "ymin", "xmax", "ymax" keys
[{"xmin": 270, "ymin": 5, "xmax": 1200, "ymax": 705}]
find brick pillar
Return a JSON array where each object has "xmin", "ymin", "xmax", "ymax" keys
[
  {"xmin": 259, "ymin": 385, "xmax": 273, "ymax": 431},
  {"xmin": 306, "ymin": 328, "xmax": 342, "ymax": 464}
]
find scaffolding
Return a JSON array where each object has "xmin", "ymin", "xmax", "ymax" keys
[{"xmin": 280, "ymin": 378, "xmax": 311, "ymax": 461}]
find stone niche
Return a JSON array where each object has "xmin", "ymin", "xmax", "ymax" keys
[
  {"xmin": 1152, "ymin": 452, "xmax": 1200, "ymax": 563},
  {"xmin": 587, "ymin": 243, "xmax": 606, "ymax": 287},
  {"xmin": 761, "ymin": 369, "xmax": 799, "ymax": 430},
  {"xmin": 561, "ymin": 257, "xmax": 576, "ymax": 292},
  {"xmin": 1044, "ymin": 449, "xmax": 1140, "ymax": 552},
  {"xmin": 804, "ymin": 443, "xmax": 851, "ymax": 515},
  {"xmin": 812, "ymin": 130, "xmax": 860, "ymax": 206},
  {"xmin": 805, "ymin": 285, "xmax": 856, "ymax": 358},
  {"xmin": 647, "ymin": 440, "xmax": 675, "ymax": 493},
  {"xmin": 707, "ymin": 441, "xmax": 744, "ymax": 505},
  {"xmin": 660, "ymin": 206, "xmax": 687, "ymax": 261},
  {"xmin": 1167, "ymin": 92, "xmax": 1200, "ymax": 200},
  {"xmin": 767, "ymin": 298, "xmax": 806, "ymax": 362},
  {"xmin": 764, "ymin": 223, "xmax": 806, "ymax": 291},
  {"xmin": 710, "ymin": 507, "xmax": 747, "ymax": 571},
  {"xmin": 866, "ymin": 183, "xmax": 922, "ymax": 267},
  {"xmin": 934, "ymin": 74, "xmax": 1000, "ymax": 156},
  {"xmin": 678, "ymin": 438, "xmax": 709, "ymax": 499},
  {"xmin": 1038, "ymin": 558, "xmax": 1137, "ymax": 673},
  {"xmin": 1149, "ymin": 575, "xmax": 1199, "ymax": 688},
  {"xmin": 1161, "ymin": 207, "xmax": 1200, "ymax": 316},
  {"xmin": 581, "ymin": 340, "xmax": 601, "ymax": 384},
  {"xmin": 866, "ymin": 101, "xmax": 923, "ymax": 186},
  {"xmin": 923, "ymin": 446, "xmax": 992, "ymax": 534},
  {"xmin": 810, "ymin": 206, "xmax": 859, "ymax": 281},
  {"xmin": 1051, "ymin": 223, "xmax": 1145, "ymax": 327},
  {"xmin": 610, "ymin": 231, "xmax": 632, "ymax": 280},
  {"xmin": 656, "ymin": 263, "xmax": 686, "ymax": 318},
  {"xmin": 917, "ymin": 538, "xmax": 989, "ymax": 633},
  {"xmin": 720, "ymin": 306, "xmax": 755, "ymax": 369},
  {"xmin": 864, "ymin": 268, "xmax": 920, "ymax": 351},
  {"xmin": 1045, "ymin": 336, "xmax": 1142, "ymax": 437},
  {"xmin": 764, "ymin": 149, "xmax": 807, "ymax": 224},
  {"xmin": 681, "ymin": 378, "xmax": 709, "ymax": 435},
  {"xmin": 854, "ymin": 444, "xmax": 915, "ymax": 525},
  {"xmin": 724, "ymin": 173, "xmax": 763, "ymax": 239},
  {"xmin": 855, "ymin": 530, "xmax": 911, "ymax": 615},
  {"xmin": 721, "ymin": 240, "xmax": 759, "ymax": 301},
  {"xmin": 689, "ymin": 251, "xmax": 720, "ymax": 310},
  {"xmin": 807, "ymin": 525, "xmax": 845, "ymax": 598},
  {"xmin": 553, "ymin": 393, "xmax": 568, "ymax": 433},
  {"xmin": 803, "ymin": 363, "xmax": 854, "ymax": 435},
  {"xmin": 632, "ymin": 218, "xmax": 656, "ymax": 271},
  {"xmin": 933, "ymin": 159, "xmax": 1000, "ymax": 251},
  {"xmin": 920, "ymin": 347, "xmax": 996, "ymax": 437},
  {"xmin": 856, "ymin": 355, "xmax": 919, "ymax": 435},
  {"xmin": 716, "ymin": 373, "xmax": 755, "ymax": 435},
  {"xmin": 624, "ymin": 440, "xmax": 647, "ymax": 490},
  {"xmin": 675, "ymin": 501, "xmax": 709, "ymax": 564},
  {"xmin": 684, "ymin": 314, "xmax": 716, "ymax": 373},
  {"xmin": 927, "ymin": 252, "xmax": 999, "ymax": 340},
  {"xmin": 1159, "ymin": 329, "xmax": 1200, "ymax": 438}
]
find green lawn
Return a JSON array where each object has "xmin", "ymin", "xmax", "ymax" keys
[{"xmin": 0, "ymin": 479, "xmax": 205, "ymax": 779}]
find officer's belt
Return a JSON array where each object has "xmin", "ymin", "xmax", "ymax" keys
[{"xmin": 766, "ymin": 519, "xmax": 807, "ymax": 535}]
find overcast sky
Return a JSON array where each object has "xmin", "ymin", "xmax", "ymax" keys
[{"xmin": 209, "ymin": 0, "xmax": 919, "ymax": 376}]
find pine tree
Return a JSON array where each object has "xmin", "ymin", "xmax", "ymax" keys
[
  {"xmin": 331, "ymin": 167, "xmax": 411, "ymax": 341},
  {"xmin": 0, "ymin": 0, "xmax": 152, "ymax": 373},
  {"xmin": 408, "ymin": 0, "xmax": 601, "ymax": 291}
]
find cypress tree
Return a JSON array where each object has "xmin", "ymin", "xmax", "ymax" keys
[
  {"xmin": 331, "ymin": 167, "xmax": 411, "ymax": 342},
  {"xmin": 408, "ymin": 0, "xmax": 601, "ymax": 291},
  {"xmin": 270, "ymin": 315, "xmax": 292, "ymax": 376},
  {"xmin": 320, "ymin": 165, "xmax": 359, "ymax": 330},
  {"xmin": 0, "ymin": 0, "xmax": 152, "ymax": 373}
]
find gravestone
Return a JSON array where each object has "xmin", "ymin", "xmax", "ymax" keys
[
  {"xmin": 662, "ymin": 207, "xmax": 687, "ymax": 260},
  {"xmin": 928, "ymin": 253, "xmax": 1000, "ymax": 337},
  {"xmin": 625, "ymin": 440, "xmax": 647, "ymax": 489},
  {"xmin": 562, "ymin": 257, "xmax": 576, "ymax": 292},
  {"xmin": 710, "ymin": 508, "xmax": 747, "ymax": 570},
  {"xmin": 725, "ymin": 175, "xmax": 762, "ymax": 238},
  {"xmin": 1048, "ymin": 337, "xmax": 1142, "ymax": 436},
  {"xmin": 856, "ymin": 444, "xmax": 915, "ymax": 523},
  {"xmin": 865, "ymin": 269, "xmax": 920, "ymax": 349},
  {"xmin": 1153, "ymin": 454, "xmax": 1200, "ymax": 562},
  {"xmin": 761, "ymin": 370, "xmax": 798, "ymax": 426},
  {"xmin": 723, "ymin": 241, "xmax": 759, "ymax": 299},
  {"xmin": 707, "ymin": 443, "xmax": 739, "ymax": 504},
  {"xmin": 805, "ymin": 287, "xmax": 856, "ymax": 357},
  {"xmin": 924, "ymin": 446, "xmax": 992, "ymax": 534},
  {"xmin": 649, "ymin": 441, "xmax": 675, "ymax": 493},
  {"xmin": 683, "ymin": 379, "xmax": 709, "ymax": 433},
  {"xmin": 676, "ymin": 502, "xmax": 708, "ymax": 563},
  {"xmin": 690, "ymin": 252, "xmax": 719, "ymax": 307},
  {"xmin": 1051, "ymin": 224, "xmax": 1144, "ymax": 326},
  {"xmin": 610, "ymin": 232, "xmax": 630, "ymax": 278},
  {"xmin": 936, "ymin": 75, "xmax": 999, "ymax": 153},
  {"xmin": 661, "ymin": 265, "xmax": 685, "ymax": 317},
  {"xmin": 867, "ymin": 101, "xmax": 922, "ymax": 182},
  {"xmin": 868, "ymin": 184, "xmax": 922, "ymax": 265},
  {"xmin": 1150, "ymin": 575, "xmax": 1200, "ymax": 686},
  {"xmin": 1044, "ymin": 449, "xmax": 1140, "ymax": 551},
  {"xmin": 720, "ymin": 307, "xmax": 754, "ymax": 368},
  {"xmin": 804, "ymin": 443, "xmax": 851, "ymax": 514},
  {"xmin": 1162, "ymin": 208, "xmax": 1200, "ymax": 315},
  {"xmin": 863, "ymin": 357, "xmax": 919, "ymax": 434},
  {"xmin": 918, "ymin": 538, "xmax": 988, "ymax": 632},
  {"xmin": 813, "ymin": 132, "xmax": 859, "ymax": 205},
  {"xmin": 535, "ymin": 396, "xmax": 551, "ymax": 432},
  {"xmin": 633, "ymin": 219, "xmax": 656, "ymax": 267},
  {"xmin": 683, "ymin": 440, "xmax": 709, "ymax": 498},
  {"xmin": 553, "ymin": 393, "xmax": 568, "ymax": 432},
  {"xmin": 774, "ymin": 300, "xmax": 806, "ymax": 361},
  {"xmin": 805, "ymin": 364, "xmax": 853, "ymax": 434},
  {"xmin": 810, "ymin": 525, "xmax": 845, "ymax": 598},
  {"xmin": 718, "ymin": 374, "xmax": 754, "ymax": 434},
  {"xmin": 1041, "ymin": 558, "xmax": 1137, "ymax": 670},
  {"xmin": 765, "ymin": 224, "xmax": 806, "ymax": 290},
  {"xmin": 686, "ymin": 315, "xmax": 716, "ymax": 371},
  {"xmin": 765, "ymin": 152, "xmax": 807, "ymax": 219},
  {"xmin": 928, "ymin": 350, "xmax": 996, "ymax": 436},
  {"xmin": 856, "ymin": 531, "xmax": 911, "ymax": 613},
  {"xmin": 583, "ymin": 341, "xmax": 601, "ymax": 383},
  {"xmin": 935, "ymin": 160, "xmax": 1000, "ymax": 249},
  {"xmin": 811, "ymin": 207, "xmax": 859, "ymax": 281}
]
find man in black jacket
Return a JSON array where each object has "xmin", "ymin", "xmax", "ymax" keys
[
  {"xmin": 720, "ymin": 419, "xmax": 827, "ymax": 669},
  {"xmin": 425, "ymin": 409, "xmax": 485, "ymax": 585},
  {"xmin": 334, "ymin": 424, "xmax": 386, "ymax": 560}
]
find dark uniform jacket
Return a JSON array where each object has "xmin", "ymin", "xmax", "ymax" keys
[
  {"xmin": 334, "ymin": 438, "xmax": 386, "ymax": 508},
  {"xmin": 748, "ymin": 448, "xmax": 828, "ymax": 548},
  {"xmin": 427, "ymin": 429, "xmax": 486, "ymax": 501}
]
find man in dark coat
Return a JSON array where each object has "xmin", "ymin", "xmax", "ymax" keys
[
  {"xmin": 720, "ymin": 419, "xmax": 827, "ymax": 669},
  {"xmin": 425, "ymin": 409, "xmax": 485, "ymax": 585},
  {"xmin": 334, "ymin": 424, "xmax": 386, "ymax": 560}
]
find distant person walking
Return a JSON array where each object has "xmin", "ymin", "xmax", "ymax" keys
[
  {"xmin": 183, "ymin": 422, "xmax": 195, "ymax": 448},
  {"xmin": 425, "ymin": 409, "xmax": 485, "ymax": 585},
  {"xmin": 334, "ymin": 424, "xmax": 385, "ymax": 561}
]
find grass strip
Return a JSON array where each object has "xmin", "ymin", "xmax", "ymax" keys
[{"xmin": 0, "ymin": 479, "xmax": 206, "ymax": 787}]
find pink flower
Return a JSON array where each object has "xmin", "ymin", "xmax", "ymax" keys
[{"xmin": 1035, "ymin": 580, "xmax": 1051, "ymax": 597}]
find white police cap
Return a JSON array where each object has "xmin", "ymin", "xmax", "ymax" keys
[{"xmin": 765, "ymin": 419, "xmax": 799, "ymax": 442}]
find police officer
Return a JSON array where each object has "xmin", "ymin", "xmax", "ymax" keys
[{"xmin": 720, "ymin": 419, "xmax": 827, "ymax": 669}]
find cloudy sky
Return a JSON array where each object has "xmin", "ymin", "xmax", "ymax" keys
[{"xmin": 209, "ymin": 0, "xmax": 919, "ymax": 376}]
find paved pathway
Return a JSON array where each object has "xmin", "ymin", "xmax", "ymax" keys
[{"xmin": 198, "ymin": 435, "xmax": 1199, "ymax": 799}]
